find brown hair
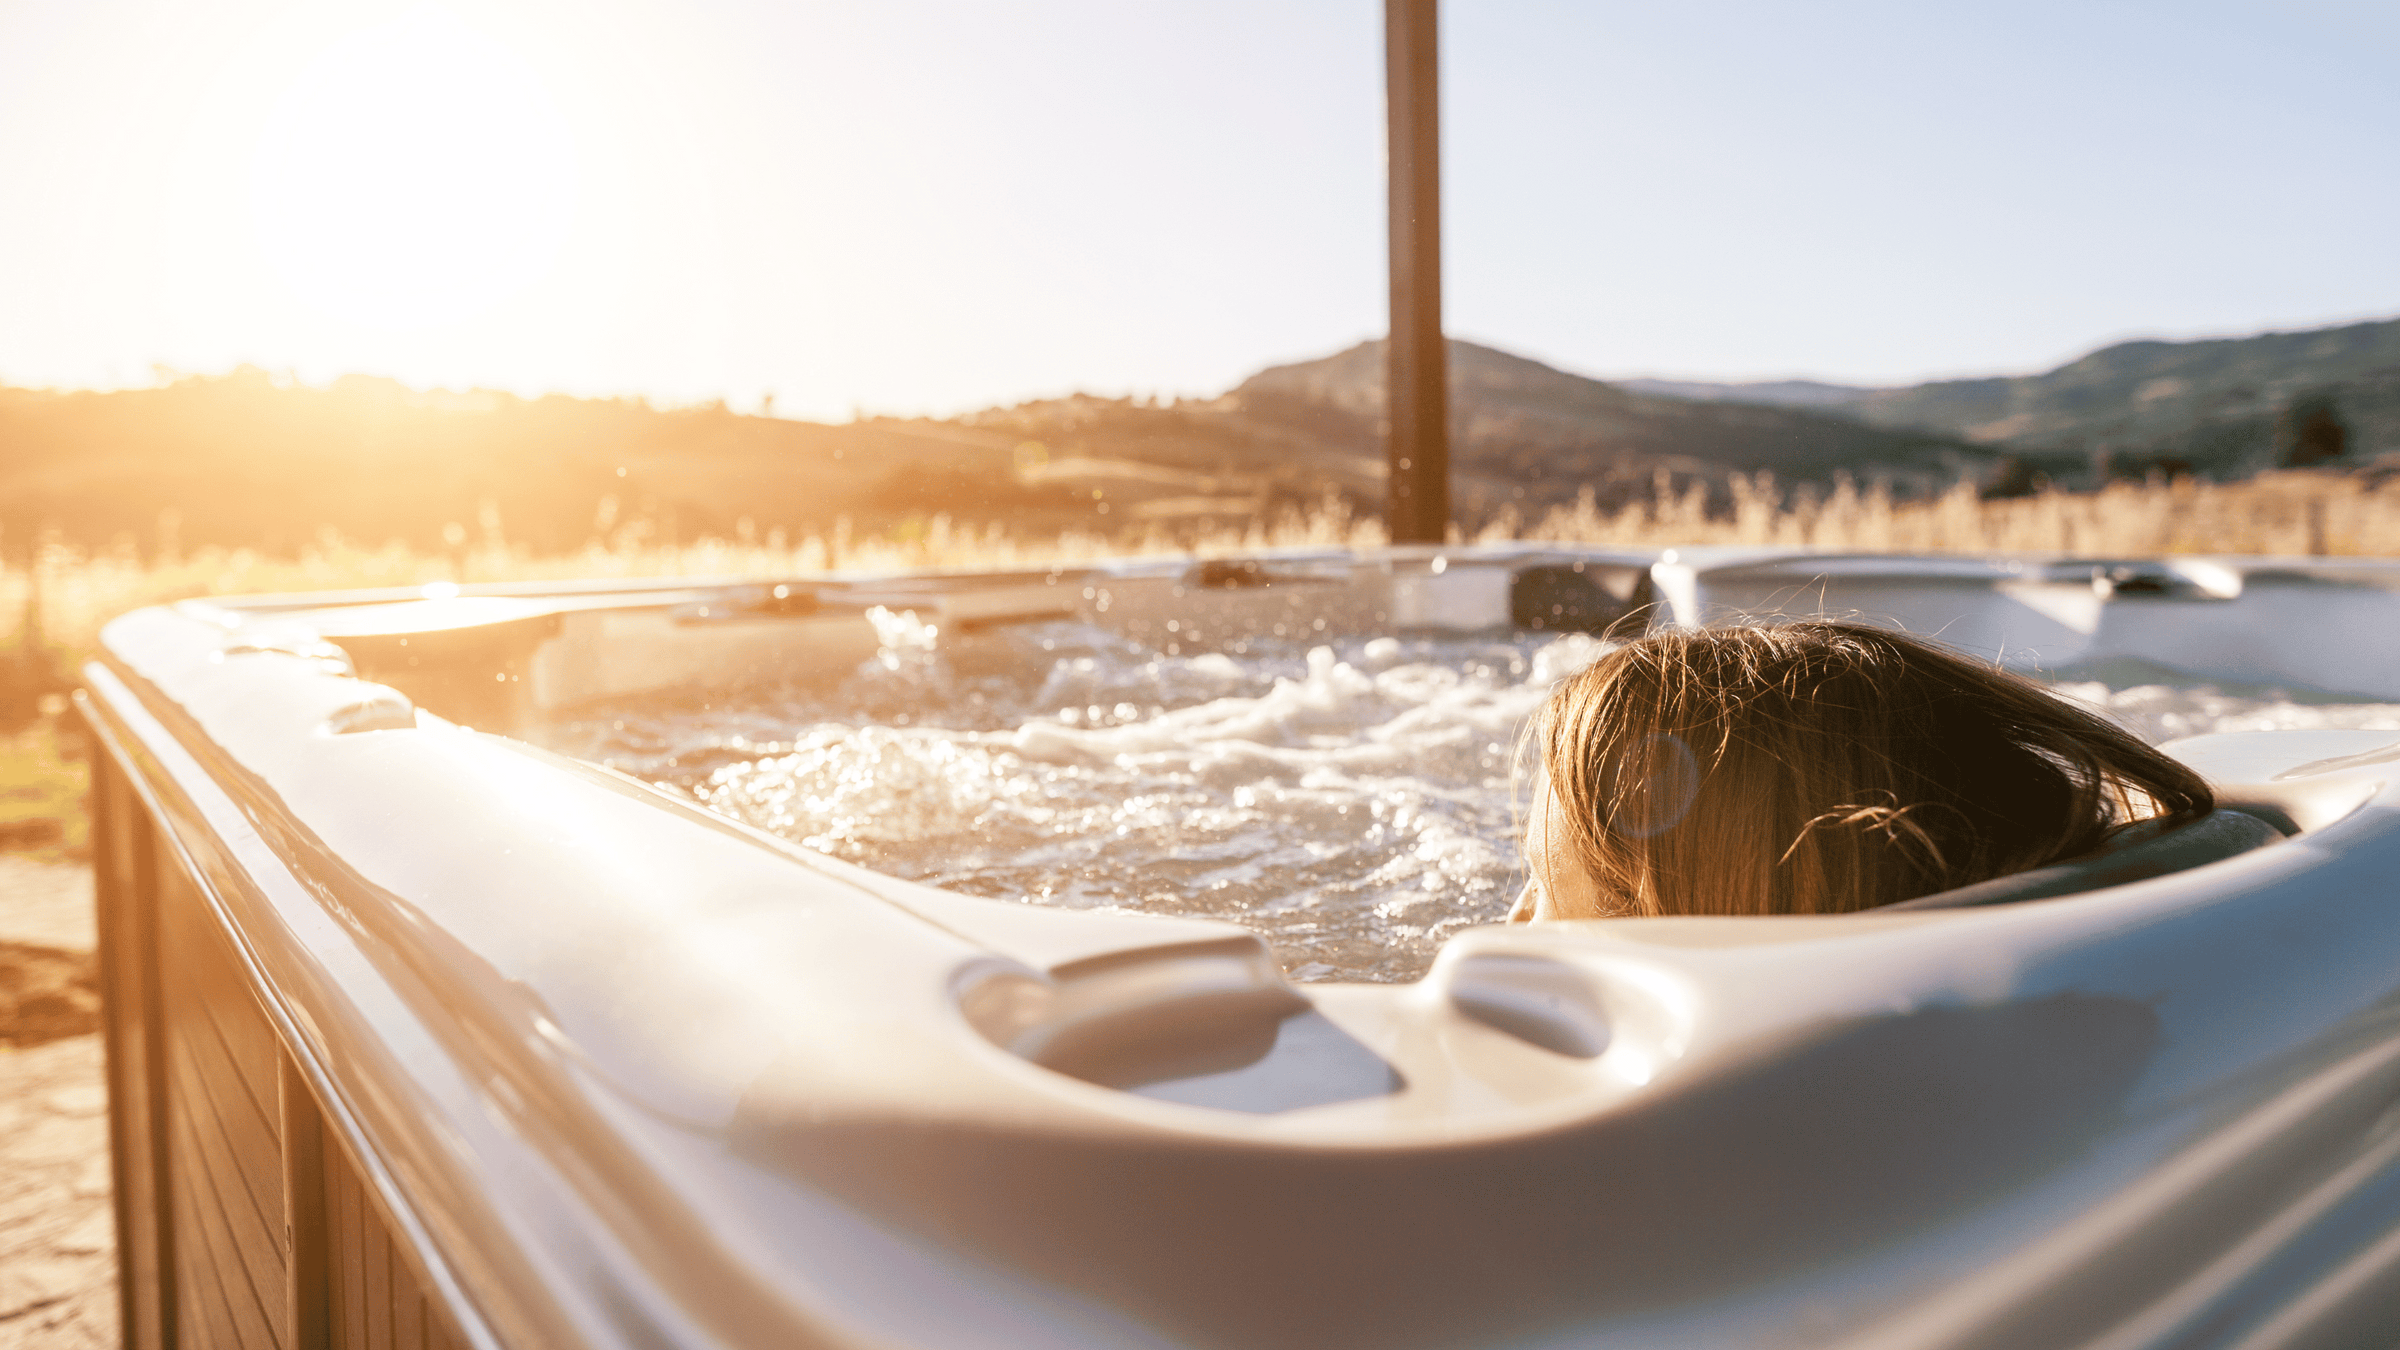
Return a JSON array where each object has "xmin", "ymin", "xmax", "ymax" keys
[{"xmin": 1531, "ymin": 620, "xmax": 2214, "ymax": 917}]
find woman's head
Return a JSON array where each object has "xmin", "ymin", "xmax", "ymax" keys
[{"xmin": 1518, "ymin": 620, "xmax": 2213, "ymax": 920}]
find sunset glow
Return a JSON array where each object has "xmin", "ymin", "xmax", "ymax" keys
[
  {"xmin": 0, "ymin": 0, "xmax": 2393, "ymax": 416},
  {"xmin": 248, "ymin": 8, "xmax": 577, "ymax": 330}
]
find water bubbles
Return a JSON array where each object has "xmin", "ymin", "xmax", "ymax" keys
[
  {"xmin": 1186, "ymin": 652, "xmax": 1243, "ymax": 681},
  {"xmin": 1529, "ymin": 632, "xmax": 1610, "ymax": 686},
  {"xmin": 865, "ymin": 605, "xmax": 941, "ymax": 675},
  {"xmin": 567, "ymin": 627, "xmax": 1605, "ymax": 981},
  {"xmin": 2054, "ymin": 680, "xmax": 2400, "ymax": 743},
  {"xmin": 548, "ymin": 621, "xmax": 2400, "ymax": 987}
]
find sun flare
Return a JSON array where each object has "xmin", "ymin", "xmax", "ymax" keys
[{"xmin": 248, "ymin": 7, "xmax": 577, "ymax": 331}]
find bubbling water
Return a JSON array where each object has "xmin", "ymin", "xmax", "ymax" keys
[{"xmin": 547, "ymin": 616, "xmax": 2400, "ymax": 983}]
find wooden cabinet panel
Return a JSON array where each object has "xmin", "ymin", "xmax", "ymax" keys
[
  {"xmin": 326, "ymin": 1141, "xmax": 462, "ymax": 1350},
  {"xmin": 158, "ymin": 863, "xmax": 287, "ymax": 1350}
]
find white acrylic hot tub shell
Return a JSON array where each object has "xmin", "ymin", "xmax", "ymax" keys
[{"xmin": 79, "ymin": 547, "xmax": 2400, "ymax": 1350}]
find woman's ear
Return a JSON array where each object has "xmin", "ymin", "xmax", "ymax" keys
[{"xmin": 1523, "ymin": 779, "xmax": 1612, "ymax": 921}]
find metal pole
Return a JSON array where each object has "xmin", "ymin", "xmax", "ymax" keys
[{"xmin": 1385, "ymin": 0, "xmax": 1449, "ymax": 545}]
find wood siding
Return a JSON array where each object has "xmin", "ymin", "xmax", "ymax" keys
[
  {"xmin": 159, "ymin": 862, "xmax": 288, "ymax": 1350},
  {"xmin": 95, "ymin": 726, "xmax": 474, "ymax": 1350},
  {"xmin": 326, "ymin": 1146, "xmax": 463, "ymax": 1350},
  {"xmin": 96, "ymin": 750, "xmax": 174, "ymax": 1350}
]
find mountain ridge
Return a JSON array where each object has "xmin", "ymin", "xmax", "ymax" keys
[
  {"xmin": 1609, "ymin": 316, "xmax": 2400, "ymax": 478},
  {"xmin": 1613, "ymin": 377, "xmax": 1881, "ymax": 409}
]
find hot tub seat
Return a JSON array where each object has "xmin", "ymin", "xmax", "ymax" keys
[{"xmin": 1888, "ymin": 808, "xmax": 2287, "ymax": 911}]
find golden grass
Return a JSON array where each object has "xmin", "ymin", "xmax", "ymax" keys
[
  {"xmin": 1489, "ymin": 470, "xmax": 2400, "ymax": 556},
  {"xmin": 8, "ymin": 472, "xmax": 2400, "ymax": 668},
  {"xmin": 3, "ymin": 503, "xmax": 1393, "ymax": 665}
]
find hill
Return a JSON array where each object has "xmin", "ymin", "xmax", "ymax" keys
[
  {"xmin": 0, "ymin": 371, "xmax": 1100, "ymax": 560},
  {"xmin": 1848, "ymin": 317, "xmax": 2400, "ymax": 478},
  {"xmin": 0, "ymin": 343, "xmax": 2000, "ymax": 558},
  {"xmin": 1618, "ymin": 317, "xmax": 2400, "ymax": 482},
  {"xmin": 948, "ymin": 337, "xmax": 2001, "ymax": 534},
  {"xmin": 1215, "ymin": 339, "xmax": 1992, "ymax": 520},
  {"xmin": 1613, "ymin": 377, "xmax": 1880, "ymax": 409},
  {"xmin": 9, "ymin": 319, "xmax": 2392, "ymax": 561}
]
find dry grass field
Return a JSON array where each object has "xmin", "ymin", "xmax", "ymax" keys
[
  {"xmin": 6, "ymin": 469, "xmax": 2398, "ymax": 668},
  {"xmin": 1478, "ymin": 468, "xmax": 2399, "ymax": 557}
]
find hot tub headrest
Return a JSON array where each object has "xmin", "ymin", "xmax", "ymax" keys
[{"xmin": 1886, "ymin": 809, "xmax": 2286, "ymax": 912}]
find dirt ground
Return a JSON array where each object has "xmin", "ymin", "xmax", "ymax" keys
[{"xmin": 0, "ymin": 858, "xmax": 116, "ymax": 1349}]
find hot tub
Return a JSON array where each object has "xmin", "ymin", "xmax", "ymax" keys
[{"xmin": 79, "ymin": 546, "xmax": 2400, "ymax": 1350}]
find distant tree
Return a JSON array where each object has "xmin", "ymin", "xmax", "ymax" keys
[
  {"xmin": 1979, "ymin": 456, "xmax": 2047, "ymax": 500},
  {"xmin": 2278, "ymin": 391, "xmax": 2350, "ymax": 468}
]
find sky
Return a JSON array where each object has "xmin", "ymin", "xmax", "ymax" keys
[{"xmin": 2, "ymin": 0, "xmax": 2395, "ymax": 421}]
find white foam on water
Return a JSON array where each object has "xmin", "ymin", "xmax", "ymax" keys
[
  {"xmin": 558, "ymin": 624, "xmax": 1610, "ymax": 981},
  {"xmin": 549, "ymin": 622, "xmax": 2400, "ymax": 984},
  {"xmin": 2053, "ymin": 680, "xmax": 2400, "ymax": 744}
]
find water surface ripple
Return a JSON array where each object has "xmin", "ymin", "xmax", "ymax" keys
[{"xmin": 546, "ymin": 620, "xmax": 2400, "ymax": 982}]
